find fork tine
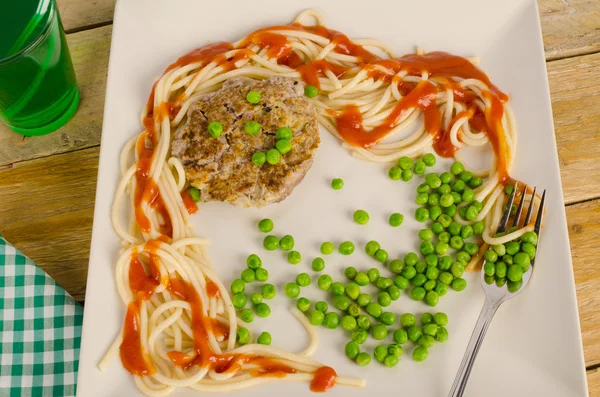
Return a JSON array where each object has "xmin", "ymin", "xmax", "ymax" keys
[
  {"xmin": 497, "ymin": 182, "xmax": 517, "ymax": 234},
  {"xmin": 534, "ymin": 189, "xmax": 546, "ymax": 235},
  {"xmin": 512, "ymin": 184, "xmax": 527, "ymax": 227},
  {"xmin": 524, "ymin": 186, "xmax": 537, "ymax": 225}
]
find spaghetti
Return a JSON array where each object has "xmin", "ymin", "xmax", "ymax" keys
[{"xmin": 105, "ymin": 9, "xmax": 535, "ymax": 395}]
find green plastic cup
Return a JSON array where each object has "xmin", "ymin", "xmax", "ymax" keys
[{"xmin": 0, "ymin": 0, "xmax": 79, "ymax": 136}]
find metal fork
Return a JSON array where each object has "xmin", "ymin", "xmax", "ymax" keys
[{"xmin": 447, "ymin": 183, "xmax": 547, "ymax": 397}]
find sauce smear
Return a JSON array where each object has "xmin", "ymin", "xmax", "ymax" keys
[{"xmin": 311, "ymin": 366, "xmax": 337, "ymax": 392}]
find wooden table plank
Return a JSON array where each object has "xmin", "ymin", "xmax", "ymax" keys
[
  {"xmin": 539, "ymin": 0, "xmax": 600, "ymax": 61},
  {"xmin": 588, "ymin": 367, "xmax": 600, "ymax": 397},
  {"xmin": 0, "ymin": 147, "xmax": 99, "ymax": 302},
  {"xmin": 569, "ymin": 198, "xmax": 600, "ymax": 368},
  {"xmin": 548, "ymin": 52, "xmax": 600, "ymax": 205},
  {"xmin": 0, "ymin": 26, "xmax": 111, "ymax": 170},
  {"xmin": 58, "ymin": 0, "xmax": 116, "ymax": 33}
]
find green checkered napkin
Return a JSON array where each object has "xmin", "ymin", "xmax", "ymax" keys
[{"xmin": 0, "ymin": 236, "xmax": 83, "ymax": 397}]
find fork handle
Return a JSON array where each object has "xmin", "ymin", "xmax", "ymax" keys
[{"xmin": 447, "ymin": 298, "xmax": 501, "ymax": 397}]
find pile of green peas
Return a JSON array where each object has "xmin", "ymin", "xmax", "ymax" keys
[
  {"xmin": 257, "ymin": 218, "xmax": 304, "ymax": 265},
  {"xmin": 482, "ymin": 231, "xmax": 538, "ymax": 292},
  {"xmin": 230, "ymin": 253, "xmax": 274, "ymax": 324},
  {"xmin": 388, "ymin": 153, "xmax": 437, "ymax": 183}
]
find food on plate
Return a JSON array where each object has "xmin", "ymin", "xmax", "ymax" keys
[{"xmin": 172, "ymin": 77, "xmax": 319, "ymax": 207}]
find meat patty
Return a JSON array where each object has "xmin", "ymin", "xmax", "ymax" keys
[{"xmin": 171, "ymin": 76, "xmax": 319, "ymax": 207}]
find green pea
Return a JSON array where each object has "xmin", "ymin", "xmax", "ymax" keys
[
  {"xmin": 494, "ymin": 262, "xmax": 507, "ymax": 278},
  {"xmin": 275, "ymin": 138, "xmax": 293, "ymax": 154},
  {"xmin": 406, "ymin": 326, "xmax": 422, "ymax": 342},
  {"xmin": 430, "ymin": 222, "xmax": 443, "ymax": 235},
  {"xmin": 338, "ymin": 241, "xmax": 355, "ymax": 255},
  {"xmin": 507, "ymin": 279, "xmax": 522, "ymax": 293},
  {"xmin": 279, "ymin": 235, "xmax": 294, "ymax": 251},
  {"xmin": 317, "ymin": 275, "xmax": 333, "ymax": 291},
  {"xmin": 372, "ymin": 249, "xmax": 387, "ymax": 264},
  {"xmin": 382, "ymin": 354, "xmax": 398, "ymax": 368},
  {"xmin": 471, "ymin": 221, "xmax": 484, "ymax": 235},
  {"xmin": 355, "ymin": 272, "xmax": 369, "ymax": 286},
  {"xmin": 355, "ymin": 293, "xmax": 370, "ymax": 308},
  {"xmin": 450, "ymin": 235, "xmax": 464, "ymax": 250},
  {"xmin": 367, "ymin": 268, "xmax": 380, "ymax": 283},
  {"xmin": 331, "ymin": 282, "xmax": 345, "ymax": 296},
  {"xmin": 357, "ymin": 315, "xmax": 371, "ymax": 330},
  {"xmin": 444, "ymin": 204, "xmax": 457, "ymax": 217},
  {"xmin": 464, "ymin": 243, "xmax": 479, "ymax": 256},
  {"xmin": 456, "ymin": 249, "xmax": 469, "ymax": 264},
  {"xmin": 237, "ymin": 327, "xmax": 250, "ymax": 345},
  {"xmin": 414, "ymin": 160, "xmax": 427, "ymax": 174},
  {"xmin": 432, "ymin": 312, "xmax": 448, "ymax": 326},
  {"xmin": 346, "ymin": 282, "xmax": 361, "ymax": 300},
  {"xmin": 451, "ymin": 191, "xmax": 463, "ymax": 205},
  {"xmin": 324, "ymin": 312, "xmax": 340, "ymax": 329},
  {"xmin": 348, "ymin": 303, "xmax": 361, "ymax": 317},
  {"xmin": 439, "ymin": 255, "xmax": 453, "ymax": 270},
  {"xmin": 344, "ymin": 266, "xmax": 357, "ymax": 280},
  {"xmin": 469, "ymin": 176, "xmax": 483, "ymax": 188},
  {"xmin": 241, "ymin": 268, "xmax": 255, "ymax": 283},
  {"xmin": 452, "ymin": 179, "xmax": 466, "ymax": 193},
  {"xmin": 426, "ymin": 207, "xmax": 441, "ymax": 222},
  {"xmin": 438, "ymin": 183, "xmax": 452, "ymax": 195},
  {"xmin": 393, "ymin": 328, "xmax": 409, "ymax": 344},
  {"xmin": 379, "ymin": 312, "xmax": 396, "ymax": 326},
  {"xmin": 402, "ymin": 169, "xmax": 414, "ymax": 182},
  {"xmin": 484, "ymin": 249, "xmax": 498, "ymax": 263},
  {"xmin": 296, "ymin": 273, "xmax": 311, "ymax": 287},
  {"xmin": 484, "ymin": 274, "xmax": 495, "ymax": 285},
  {"xmin": 397, "ymin": 156, "xmax": 413, "ymax": 170},
  {"xmin": 320, "ymin": 242, "xmax": 335, "ymax": 255},
  {"xmin": 341, "ymin": 315, "xmax": 357, "ymax": 331},
  {"xmin": 353, "ymin": 209, "xmax": 370, "ymax": 225},
  {"xmin": 425, "ymin": 266, "xmax": 439, "ymax": 280},
  {"xmin": 378, "ymin": 292, "xmax": 392, "ymax": 307},
  {"xmin": 388, "ymin": 344, "xmax": 403, "ymax": 358},
  {"xmin": 521, "ymin": 231, "xmax": 538, "ymax": 246},
  {"xmin": 440, "ymin": 193, "xmax": 454, "ymax": 207},
  {"xmin": 356, "ymin": 352, "xmax": 371, "ymax": 366},
  {"xmin": 436, "ymin": 326, "xmax": 449, "ymax": 342},
  {"xmin": 389, "ymin": 213, "xmax": 404, "ymax": 227},
  {"xmin": 233, "ymin": 293, "xmax": 247, "ymax": 309},
  {"xmin": 393, "ymin": 277, "xmax": 408, "ymax": 291},
  {"xmin": 252, "ymin": 151, "xmax": 266, "ymax": 166},
  {"xmin": 386, "ymin": 260, "xmax": 403, "ymax": 275},
  {"xmin": 451, "ymin": 277, "xmax": 467, "ymax": 291},
  {"xmin": 266, "ymin": 148, "xmax": 281, "ymax": 165},
  {"xmin": 315, "ymin": 301, "xmax": 328, "ymax": 312},
  {"xmin": 437, "ymin": 214, "xmax": 452, "ymax": 228},
  {"xmin": 297, "ymin": 297, "xmax": 311, "ymax": 312},
  {"xmin": 241, "ymin": 309, "xmax": 254, "ymax": 323},
  {"xmin": 208, "ymin": 121, "xmax": 223, "ymax": 137},
  {"xmin": 451, "ymin": 262, "xmax": 465, "ymax": 278},
  {"xmin": 287, "ymin": 250, "xmax": 302, "ymax": 264},
  {"xmin": 372, "ymin": 324, "xmax": 388, "ymax": 340},
  {"xmin": 410, "ymin": 287, "xmax": 426, "ymax": 301},
  {"xmin": 461, "ymin": 225, "xmax": 474, "ymax": 239},
  {"xmin": 401, "ymin": 266, "xmax": 417, "ymax": 280},
  {"xmin": 352, "ymin": 329, "xmax": 369, "ymax": 344},
  {"xmin": 258, "ymin": 218, "xmax": 274, "ymax": 233},
  {"xmin": 425, "ymin": 291, "xmax": 439, "ymax": 306},
  {"xmin": 261, "ymin": 283, "xmax": 276, "ymax": 299},
  {"xmin": 231, "ymin": 279, "xmax": 245, "ymax": 294},
  {"xmin": 374, "ymin": 345, "xmax": 388, "ymax": 362},
  {"xmin": 416, "ymin": 192, "xmax": 429, "ymax": 205},
  {"xmin": 423, "ymin": 255, "xmax": 436, "ymax": 268},
  {"xmin": 448, "ymin": 222, "xmax": 462, "ymax": 236},
  {"xmin": 304, "ymin": 85, "xmax": 319, "ymax": 98},
  {"xmin": 310, "ymin": 310, "xmax": 325, "ymax": 326},
  {"xmin": 435, "ymin": 282, "xmax": 449, "ymax": 296},
  {"xmin": 366, "ymin": 302, "xmax": 383, "ymax": 318},
  {"xmin": 439, "ymin": 271, "xmax": 453, "ymax": 285},
  {"xmin": 255, "ymin": 268, "xmax": 269, "ymax": 282},
  {"xmin": 263, "ymin": 235, "xmax": 279, "ymax": 250},
  {"xmin": 426, "ymin": 173, "xmax": 442, "ymax": 189},
  {"xmin": 284, "ymin": 282, "xmax": 300, "ymax": 298},
  {"xmin": 437, "ymin": 172, "xmax": 450, "ymax": 185},
  {"xmin": 250, "ymin": 293, "xmax": 263, "ymax": 305},
  {"xmin": 312, "ymin": 257, "xmax": 325, "ymax": 272},
  {"xmin": 492, "ymin": 244, "xmax": 506, "ymax": 257},
  {"xmin": 345, "ymin": 341, "xmax": 360, "ymax": 359},
  {"xmin": 415, "ymin": 261, "xmax": 427, "ymax": 274},
  {"xmin": 504, "ymin": 242, "xmax": 519, "ymax": 257},
  {"xmin": 422, "ymin": 153, "xmax": 436, "ymax": 166},
  {"xmin": 388, "ymin": 166, "xmax": 402, "ymax": 180},
  {"xmin": 483, "ymin": 262, "xmax": 495, "ymax": 276},
  {"xmin": 412, "ymin": 274, "xmax": 427, "ymax": 287},
  {"xmin": 507, "ymin": 264, "xmax": 524, "ymax": 282},
  {"xmin": 417, "ymin": 183, "xmax": 430, "ymax": 193},
  {"xmin": 331, "ymin": 178, "xmax": 344, "ymax": 190},
  {"xmin": 459, "ymin": 171, "xmax": 473, "ymax": 184},
  {"xmin": 387, "ymin": 285, "xmax": 401, "ymax": 301},
  {"xmin": 435, "ymin": 242, "xmax": 449, "ymax": 255},
  {"xmin": 428, "ymin": 193, "xmax": 441, "ymax": 206},
  {"xmin": 462, "ymin": 188, "xmax": 475, "ymax": 203},
  {"xmin": 425, "ymin": 279, "xmax": 437, "ymax": 291},
  {"xmin": 417, "ymin": 229, "xmax": 432, "ymax": 241},
  {"xmin": 418, "ymin": 335, "xmax": 435, "ymax": 349},
  {"xmin": 244, "ymin": 120, "xmax": 261, "ymax": 136},
  {"xmin": 420, "ymin": 241, "xmax": 434, "ymax": 256},
  {"xmin": 522, "ymin": 243, "xmax": 536, "ymax": 260},
  {"xmin": 246, "ymin": 90, "xmax": 261, "ymax": 104},
  {"xmin": 256, "ymin": 303, "xmax": 271, "ymax": 318},
  {"xmin": 514, "ymin": 252, "xmax": 531, "ymax": 270},
  {"xmin": 450, "ymin": 161, "xmax": 464, "ymax": 175}
]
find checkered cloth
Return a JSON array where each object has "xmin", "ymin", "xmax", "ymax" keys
[{"xmin": 0, "ymin": 236, "xmax": 83, "ymax": 397}]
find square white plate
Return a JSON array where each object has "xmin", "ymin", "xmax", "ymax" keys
[{"xmin": 77, "ymin": 0, "xmax": 588, "ymax": 396}]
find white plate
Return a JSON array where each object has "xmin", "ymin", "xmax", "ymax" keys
[{"xmin": 77, "ymin": 0, "xmax": 588, "ymax": 396}]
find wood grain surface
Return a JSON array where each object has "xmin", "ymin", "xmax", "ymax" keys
[{"xmin": 0, "ymin": 0, "xmax": 599, "ymax": 393}]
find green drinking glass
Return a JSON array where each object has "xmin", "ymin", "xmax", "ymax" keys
[{"xmin": 0, "ymin": 0, "xmax": 79, "ymax": 136}]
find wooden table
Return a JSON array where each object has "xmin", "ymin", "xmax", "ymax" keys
[{"xmin": 0, "ymin": 0, "xmax": 598, "ymax": 393}]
